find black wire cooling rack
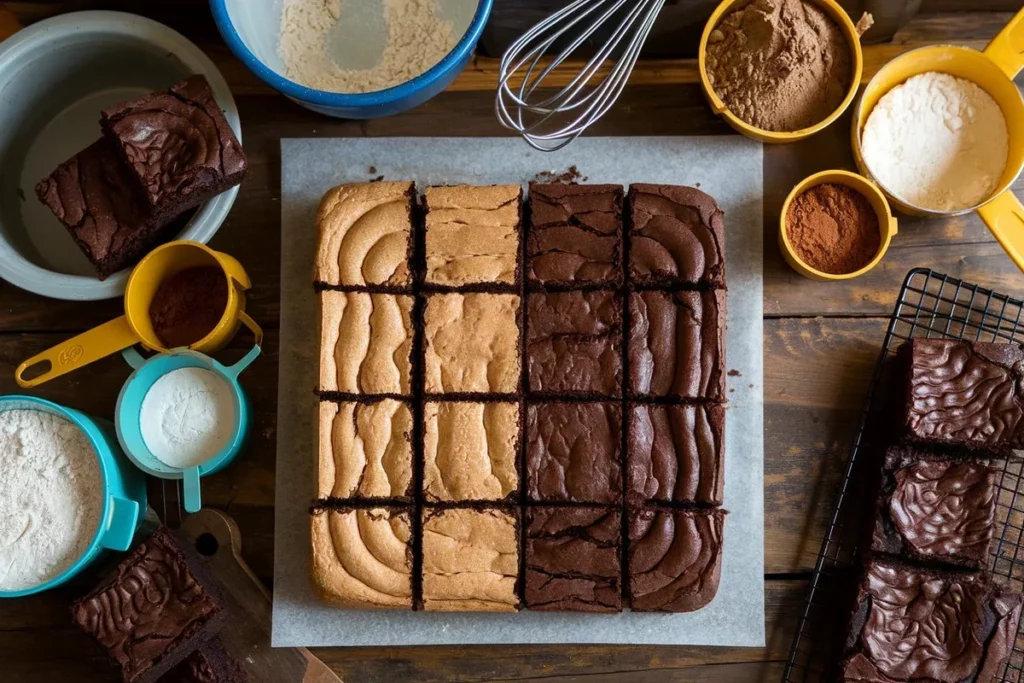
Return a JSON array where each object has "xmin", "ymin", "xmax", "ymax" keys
[{"xmin": 783, "ymin": 268, "xmax": 1024, "ymax": 683}]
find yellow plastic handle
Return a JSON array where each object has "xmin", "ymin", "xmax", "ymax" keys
[
  {"xmin": 238, "ymin": 309, "xmax": 264, "ymax": 347},
  {"xmin": 15, "ymin": 316, "xmax": 139, "ymax": 388},
  {"xmin": 978, "ymin": 191, "xmax": 1024, "ymax": 274},
  {"xmin": 984, "ymin": 7, "xmax": 1024, "ymax": 80}
]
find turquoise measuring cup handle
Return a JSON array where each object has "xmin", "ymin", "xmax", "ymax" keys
[
  {"xmin": 221, "ymin": 342, "xmax": 262, "ymax": 380},
  {"xmin": 99, "ymin": 497, "xmax": 140, "ymax": 551},
  {"xmin": 122, "ymin": 347, "xmax": 146, "ymax": 370},
  {"xmin": 183, "ymin": 467, "xmax": 203, "ymax": 513}
]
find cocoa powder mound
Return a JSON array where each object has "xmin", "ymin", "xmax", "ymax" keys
[
  {"xmin": 705, "ymin": 0, "xmax": 852, "ymax": 132},
  {"xmin": 786, "ymin": 184, "xmax": 880, "ymax": 275},
  {"xmin": 149, "ymin": 266, "xmax": 229, "ymax": 348}
]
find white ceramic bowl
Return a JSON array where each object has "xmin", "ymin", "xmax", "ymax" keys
[{"xmin": 0, "ymin": 11, "xmax": 242, "ymax": 301}]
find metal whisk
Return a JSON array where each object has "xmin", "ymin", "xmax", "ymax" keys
[{"xmin": 496, "ymin": 0, "xmax": 667, "ymax": 152}]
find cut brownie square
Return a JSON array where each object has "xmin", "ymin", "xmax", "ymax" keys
[
  {"xmin": 423, "ymin": 401, "xmax": 519, "ymax": 502},
  {"xmin": 526, "ymin": 402, "xmax": 622, "ymax": 503},
  {"xmin": 628, "ymin": 183, "xmax": 725, "ymax": 287},
  {"xmin": 841, "ymin": 557, "xmax": 1023, "ymax": 683},
  {"xmin": 101, "ymin": 75, "xmax": 247, "ymax": 223},
  {"xmin": 629, "ymin": 290, "xmax": 725, "ymax": 401},
  {"xmin": 319, "ymin": 291, "xmax": 414, "ymax": 395},
  {"xmin": 628, "ymin": 507, "xmax": 725, "ymax": 612},
  {"xmin": 870, "ymin": 445, "xmax": 996, "ymax": 570},
  {"xmin": 424, "ymin": 184, "xmax": 521, "ymax": 286},
  {"xmin": 527, "ymin": 290, "xmax": 623, "ymax": 397},
  {"xmin": 903, "ymin": 339, "xmax": 1024, "ymax": 451},
  {"xmin": 314, "ymin": 181, "xmax": 414, "ymax": 287},
  {"xmin": 310, "ymin": 507, "xmax": 413, "ymax": 609},
  {"xmin": 71, "ymin": 527, "xmax": 225, "ymax": 683},
  {"xmin": 628, "ymin": 403, "xmax": 725, "ymax": 506},
  {"xmin": 423, "ymin": 293, "xmax": 521, "ymax": 394},
  {"xmin": 525, "ymin": 506, "xmax": 622, "ymax": 612},
  {"xmin": 421, "ymin": 508, "xmax": 519, "ymax": 612},
  {"xmin": 526, "ymin": 183, "xmax": 623, "ymax": 286},
  {"xmin": 318, "ymin": 400, "xmax": 413, "ymax": 500},
  {"xmin": 35, "ymin": 139, "xmax": 182, "ymax": 279},
  {"xmin": 161, "ymin": 638, "xmax": 245, "ymax": 683}
]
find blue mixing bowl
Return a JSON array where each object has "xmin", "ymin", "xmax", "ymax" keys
[{"xmin": 210, "ymin": 0, "xmax": 493, "ymax": 118}]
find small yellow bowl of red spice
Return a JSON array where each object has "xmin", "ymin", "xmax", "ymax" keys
[{"xmin": 779, "ymin": 170, "xmax": 897, "ymax": 280}]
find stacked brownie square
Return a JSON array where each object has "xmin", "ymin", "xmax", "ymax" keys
[
  {"xmin": 311, "ymin": 180, "xmax": 728, "ymax": 614},
  {"xmin": 839, "ymin": 339, "xmax": 1024, "ymax": 682}
]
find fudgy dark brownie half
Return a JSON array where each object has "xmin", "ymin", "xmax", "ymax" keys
[
  {"xmin": 525, "ymin": 507, "xmax": 622, "ymax": 612},
  {"xmin": 628, "ymin": 183, "xmax": 725, "ymax": 287},
  {"xmin": 903, "ymin": 339, "xmax": 1024, "ymax": 451},
  {"xmin": 161, "ymin": 638, "xmax": 246, "ymax": 683},
  {"xmin": 526, "ymin": 183, "xmax": 623, "ymax": 286},
  {"xmin": 869, "ymin": 445, "xmax": 996, "ymax": 571},
  {"xmin": 841, "ymin": 557, "xmax": 1022, "ymax": 683},
  {"xmin": 101, "ymin": 75, "xmax": 247, "ymax": 222},
  {"xmin": 71, "ymin": 527, "xmax": 225, "ymax": 683},
  {"xmin": 35, "ymin": 139, "xmax": 182, "ymax": 279}
]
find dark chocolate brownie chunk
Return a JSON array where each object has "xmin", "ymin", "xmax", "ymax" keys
[
  {"xmin": 628, "ymin": 507, "xmax": 725, "ymax": 612},
  {"xmin": 526, "ymin": 183, "xmax": 623, "ymax": 285},
  {"xmin": 903, "ymin": 339, "xmax": 1024, "ymax": 450},
  {"xmin": 629, "ymin": 290, "xmax": 725, "ymax": 400},
  {"xmin": 628, "ymin": 404, "xmax": 724, "ymax": 506},
  {"xmin": 841, "ymin": 558, "xmax": 1022, "ymax": 683},
  {"xmin": 160, "ymin": 638, "xmax": 246, "ymax": 683},
  {"xmin": 526, "ymin": 402, "xmax": 622, "ymax": 503},
  {"xmin": 525, "ymin": 507, "xmax": 622, "ymax": 612},
  {"xmin": 870, "ymin": 445, "xmax": 995, "ymax": 571},
  {"xmin": 71, "ymin": 527, "xmax": 225, "ymax": 683},
  {"xmin": 35, "ymin": 139, "xmax": 183, "ymax": 279},
  {"xmin": 527, "ymin": 290, "xmax": 622, "ymax": 396},
  {"xmin": 628, "ymin": 183, "xmax": 725, "ymax": 287},
  {"xmin": 102, "ymin": 75, "xmax": 247, "ymax": 222}
]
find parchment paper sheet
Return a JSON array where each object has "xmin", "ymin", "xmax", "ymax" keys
[{"xmin": 273, "ymin": 137, "xmax": 764, "ymax": 647}]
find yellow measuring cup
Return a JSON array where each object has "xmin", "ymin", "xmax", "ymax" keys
[
  {"xmin": 16, "ymin": 241, "xmax": 262, "ymax": 388},
  {"xmin": 851, "ymin": 8, "xmax": 1024, "ymax": 269}
]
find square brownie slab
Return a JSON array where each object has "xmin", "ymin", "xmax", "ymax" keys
[
  {"xmin": 318, "ymin": 400, "xmax": 414, "ymax": 501},
  {"xmin": 101, "ymin": 75, "xmax": 246, "ymax": 223},
  {"xmin": 161, "ymin": 638, "xmax": 244, "ymax": 683},
  {"xmin": 628, "ymin": 183, "xmax": 725, "ymax": 287},
  {"xmin": 421, "ymin": 507, "xmax": 519, "ymax": 612},
  {"xmin": 628, "ymin": 403, "xmax": 725, "ymax": 506},
  {"xmin": 526, "ymin": 183, "xmax": 623, "ymax": 286},
  {"xmin": 424, "ymin": 185, "xmax": 521, "ymax": 286},
  {"xmin": 629, "ymin": 290, "xmax": 725, "ymax": 401},
  {"xmin": 310, "ymin": 507, "xmax": 414, "ymax": 609},
  {"xmin": 319, "ymin": 291, "xmax": 414, "ymax": 395},
  {"xmin": 525, "ymin": 506, "xmax": 622, "ymax": 612},
  {"xmin": 527, "ymin": 290, "xmax": 623, "ymax": 397},
  {"xmin": 526, "ymin": 402, "xmax": 622, "ymax": 504},
  {"xmin": 314, "ymin": 181, "xmax": 414, "ymax": 287},
  {"xmin": 841, "ymin": 557, "xmax": 1023, "ymax": 683},
  {"xmin": 869, "ymin": 445, "xmax": 996, "ymax": 570},
  {"xmin": 423, "ymin": 401, "xmax": 519, "ymax": 502}
]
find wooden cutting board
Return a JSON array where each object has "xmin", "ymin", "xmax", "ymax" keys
[{"xmin": 179, "ymin": 509, "xmax": 342, "ymax": 683}]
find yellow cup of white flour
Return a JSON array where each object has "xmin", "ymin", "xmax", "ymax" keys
[{"xmin": 851, "ymin": 8, "xmax": 1024, "ymax": 272}]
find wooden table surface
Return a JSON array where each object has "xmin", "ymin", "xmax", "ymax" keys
[{"xmin": 2, "ymin": 2, "xmax": 1023, "ymax": 682}]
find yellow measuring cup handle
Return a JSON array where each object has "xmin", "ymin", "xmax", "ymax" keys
[
  {"xmin": 984, "ymin": 7, "xmax": 1024, "ymax": 79},
  {"xmin": 978, "ymin": 192, "xmax": 1024, "ymax": 273},
  {"xmin": 238, "ymin": 310, "xmax": 263, "ymax": 347},
  {"xmin": 15, "ymin": 316, "xmax": 139, "ymax": 388}
]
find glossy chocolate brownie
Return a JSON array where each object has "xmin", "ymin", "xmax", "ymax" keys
[
  {"xmin": 526, "ymin": 183, "xmax": 623, "ymax": 285},
  {"xmin": 102, "ymin": 75, "xmax": 247, "ymax": 222},
  {"xmin": 628, "ymin": 507, "xmax": 725, "ymax": 612},
  {"xmin": 629, "ymin": 290, "xmax": 725, "ymax": 400},
  {"xmin": 71, "ymin": 527, "xmax": 225, "ymax": 683},
  {"xmin": 525, "ymin": 507, "xmax": 622, "ymax": 612},
  {"xmin": 161, "ymin": 638, "xmax": 245, "ymax": 683},
  {"xmin": 841, "ymin": 558, "xmax": 1023, "ymax": 683},
  {"xmin": 870, "ymin": 445, "xmax": 995, "ymax": 570},
  {"xmin": 903, "ymin": 339, "xmax": 1024, "ymax": 450},
  {"xmin": 628, "ymin": 183, "xmax": 725, "ymax": 287},
  {"xmin": 35, "ymin": 139, "xmax": 181, "ymax": 279},
  {"xmin": 628, "ymin": 404, "xmax": 724, "ymax": 506},
  {"xmin": 526, "ymin": 402, "xmax": 622, "ymax": 503},
  {"xmin": 527, "ymin": 290, "xmax": 622, "ymax": 396}
]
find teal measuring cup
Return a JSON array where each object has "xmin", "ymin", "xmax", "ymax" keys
[
  {"xmin": 115, "ymin": 345, "xmax": 259, "ymax": 513},
  {"xmin": 0, "ymin": 395, "xmax": 146, "ymax": 598}
]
